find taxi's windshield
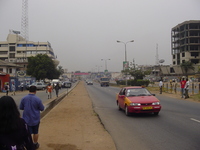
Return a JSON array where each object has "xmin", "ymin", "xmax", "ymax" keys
[{"xmin": 126, "ymin": 88, "xmax": 151, "ymax": 96}]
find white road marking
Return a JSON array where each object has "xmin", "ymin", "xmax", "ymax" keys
[{"xmin": 190, "ymin": 118, "xmax": 200, "ymax": 123}]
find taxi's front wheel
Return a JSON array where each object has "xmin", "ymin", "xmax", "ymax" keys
[{"xmin": 125, "ymin": 106, "xmax": 130, "ymax": 116}]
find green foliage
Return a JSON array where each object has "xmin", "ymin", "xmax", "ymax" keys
[
  {"xmin": 58, "ymin": 65, "xmax": 64, "ymax": 75},
  {"xmin": 129, "ymin": 68, "xmax": 145, "ymax": 80},
  {"xmin": 116, "ymin": 79, "xmax": 150, "ymax": 86},
  {"xmin": 26, "ymin": 54, "xmax": 61, "ymax": 80},
  {"xmin": 180, "ymin": 61, "xmax": 195, "ymax": 77}
]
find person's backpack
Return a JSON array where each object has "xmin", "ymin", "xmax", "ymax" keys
[{"xmin": 5, "ymin": 85, "xmax": 8, "ymax": 90}]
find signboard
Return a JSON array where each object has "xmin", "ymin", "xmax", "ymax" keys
[
  {"xmin": 123, "ymin": 61, "xmax": 129, "ymax": 69},
  {"xmin": 17, "ymin": 71, "xmax": 26, "ymax": 77}
]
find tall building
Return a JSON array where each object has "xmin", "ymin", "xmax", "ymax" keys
[
  {"xmin": 171, "ymin": 20, "xmax": 200, "ymax": 65},
  {"xmin": 0, "ymin": 31, "xmax": 59, "ymax": 70}
]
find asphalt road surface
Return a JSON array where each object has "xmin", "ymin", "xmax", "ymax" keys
[{"xmin": 85, "ymin": 81, "xmax": 200, "ymax": 150}]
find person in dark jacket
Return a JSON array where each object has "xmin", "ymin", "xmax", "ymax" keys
[
  {"xmin": 54, "ymin": 82, "xmax": 60, "ymax": 97},
  {"xmin": 0, "ymin": 96, "xmax": 35, "ymax": 150}
]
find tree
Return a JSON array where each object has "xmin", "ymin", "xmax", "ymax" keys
[
  {"xmin": 58, "ymin": 65, "xmax": 64, "ymax": 75},
  {"xmin": 180, "ymin": 61, "xmax": 195, "ymax": 77},
  {"xmin": 129, "ymin": 68, "xmax": 145, "ymax": 80},
  {"xmin": 26, "ymin": 54, "xmax": 61, "ymax": 80}
]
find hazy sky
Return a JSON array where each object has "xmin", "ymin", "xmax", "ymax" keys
[{"xmin": 0, "ymin": 0, "xmax": 200, "ymax": 72}]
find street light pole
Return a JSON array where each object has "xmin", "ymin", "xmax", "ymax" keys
[
  {"xmin": 101, "ymin": 59, "xmax": 110, "ymax": 72},
  {"xmin": 117, "ymin": 40, "xmax": 134, "ymax": 86}
]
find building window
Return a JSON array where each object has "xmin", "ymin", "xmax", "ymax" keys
[
  {"xmin": 173, "ymin": 61, "xmax": 176, "ymax": 65},
  {"xmin": 182, "ymin": 53, "xmax": 185, "ymax": 57},
  {"xmin": 9, "ymin": 68, "xmax": 12, "ymax": 73},
  {"xmin": 9, "ymin": 53, "xmax": 15, "ymax": 58},
  {"xmin": 0, "ymin": 44, "xmax": 8, "ymax": 47},
  {"xmin": 182, "ymin": 60, "xmax": 185, "ymax": 63},
  {"xmin": 0, "ymin": 68, "xmax": 3, "ymax": 72},
  {"xmin": 173, "ymin": 55, "xmax": 176, "ymax": 59},
  {"xmin": 9, "ymin": 46, "xmax": 15, "ymax": 52},
  {"xmin": 0, "ymin": 51, "xmax": 7, "ymax": 54},
  {"xmin": 170, "ymin": 67, "xmax": 175, "ymax": 73}
]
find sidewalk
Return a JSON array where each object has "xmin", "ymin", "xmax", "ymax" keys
[{"xmin": 38, "ymin": 81, "xmax": 116, "ymax": 150}]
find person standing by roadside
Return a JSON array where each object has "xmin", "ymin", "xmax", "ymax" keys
[
  {"xmin": 11, "ymin": 83, "xmax": 16, "ymax": 96},
  {"xmin": 0, "ymin": 96, "xmax": 35, "ymax": 150},
  {"xmin": 5, "ymin": 83, "xmax": 9, "ymax": 96},
  {"xmin": 19, "ymin": 85, "xmax": 44, "ymax": 149},
  {"xmin": 184, "ymin": 78, "xmax": 190, "ymax": 99},
  {"xmin": 20, "ymin": 82, "xmax": 24, "ymax": 92},
  {"xmin": 54, "ymin": 83, "xmax": 60, "ymax": 97},
  {"xmin": 180, "ymin": 78, "xmax": 186, "ymax": 98},
  {"xmin": 159, "ymin": 80, "xmax": 163, "ymax": 94},
  {"xmin": 46, "ymin": 83, "xmax": 53, "ymax": 99}
]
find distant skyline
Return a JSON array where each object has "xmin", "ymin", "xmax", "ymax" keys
[{"xmin": 0, "ymin": 0, "xmax": 200, "ymax": 72}]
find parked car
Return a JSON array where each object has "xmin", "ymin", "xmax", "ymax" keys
[
  {"xmin": 26, "ymin": 82, "xmax": 47, "ymax": 90},
  {"xmin": 62, "ymin": 81, "xmax": 72, "ymax": 88},
  {"xmin": 116, "ymin": 86, "xmax": 161, "ymax": 116}
]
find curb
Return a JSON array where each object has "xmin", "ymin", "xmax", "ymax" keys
[{"xmin": 40, "ymin": 81, "xmax": 79, "ymax": 118}]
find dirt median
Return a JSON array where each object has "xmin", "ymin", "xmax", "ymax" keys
[{"xmin": 39, "ymin": 81, "xmax": 116, "ymax": 150}]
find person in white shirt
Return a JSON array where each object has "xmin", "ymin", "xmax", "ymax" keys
[
  {"xmin": 159, "ymin": 80, "xmax": 163, "ymax": 94},
  {"xmin": 184, "ymin": 78, "xmax": 190, "ymax": 99}
]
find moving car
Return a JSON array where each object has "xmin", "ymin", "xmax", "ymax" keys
[
  {"xmin": 116, "ymin": 86, "xmax": 161, "ymax": 116},
  {"xmin": 26, "ymin": 82, "xmax": 47, "ymax": 90},
  {"xmin": 87, "ymin": 80, "xmax": 93, "ymax": 85}
]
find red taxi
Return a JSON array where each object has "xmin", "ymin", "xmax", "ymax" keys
[{"xmin": 116, "ymin": 86, "xmax": 161, "ymax": 116}]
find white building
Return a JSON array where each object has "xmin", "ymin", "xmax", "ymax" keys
[{"xmin": 0, "ymin": 32, "xmax": 59, "ymax": 70}]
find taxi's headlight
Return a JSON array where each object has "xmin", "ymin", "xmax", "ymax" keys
[
  {"xmin": 152, "ymin": 102, "xmax": 160, "ymax": 105},
  {"xmin": 130, "ymin": 103, "xmax": 141, "ymax": 106}
]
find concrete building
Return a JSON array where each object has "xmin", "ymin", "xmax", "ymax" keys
[
  {"xmin": 0, "ymin": 32, "xmax": 59, "ymax": 71},
  {"xmin": 171, "ymin": 20, "xmax": 200, "ymax": 65}
]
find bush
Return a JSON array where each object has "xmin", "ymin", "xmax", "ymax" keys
[{"xmin": 116, "ymin": 79, "xmax": 150, "ymax": 87}]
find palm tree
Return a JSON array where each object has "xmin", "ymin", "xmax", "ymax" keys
[{"xmin": 180, "ymin": 61, "xmax": 195, "ymax": 77}]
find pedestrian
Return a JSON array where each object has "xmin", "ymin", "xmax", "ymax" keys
[
  {"xmin": 5, "ymin": 83, "xmax": 9, "ymax": 96},
  {"xmin": 180, "ymin": 78, "xmax": 186, "ymax": 98},
  {"xmin": 19, "ymin": 85, "xmax": 44, "ymax": 149},
  {"xmin": 20, "ymin": 82, "xmax": 24, "ymax": 92},
  {"xmin": 46, "ymin": 83, "xmax": 53, "ymax": 99},
  {"xmin": 11, "ymin": 83, "xmax": 16, "ymax": 96},
  {"xmin": 184, "ymin": 78, "xmax": 190, "ymax": 99},
  {"xmin": 0, "ymin": 96, "xmax": 35, "ymax": 150},
  {"xmin": 159, "ymin": 80, "xmax": 163, "ymax": 94},
  {"xmin": 54, "ymin": 82, "xmax": 60, "ymax": 97}
]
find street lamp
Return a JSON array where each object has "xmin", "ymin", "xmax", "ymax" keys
[
  {"xmin": 117, "ymin": 40, "xmax": 134, "ymax": 85},
  {"xmin": 101, "ymin": 59, "xmax": 110, "ymax": 72}
]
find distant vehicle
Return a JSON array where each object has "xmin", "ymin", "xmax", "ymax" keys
[
  {"xmin": 87, "ymin": 80, "xmax": 93, "ymax": 85},
  {"xmin": 116, "ymin": 86, "xmax": 161, "ymax": 116},
  {"xmin": 51, "ymin": 79, "xmax": 62, "ymax": 88},
  {"xmin": 100, "ymin": 77, "xmax": 109, "ymax": 87},
  {"xmin": 26, "ymin": 82, "xmax": 47, "ymax": 90},
  {"xmin": 62, "ymin": 81, "xmax": 72, "ymax": 88}
]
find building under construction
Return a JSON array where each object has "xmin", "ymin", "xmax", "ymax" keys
[{"xmin": 171, "ymin": 20, "xmax": 200, "ymax": 65}]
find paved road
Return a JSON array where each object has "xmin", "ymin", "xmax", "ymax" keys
[{"xmin": 85, "ymin": 81, "xmax": 200, "ymax": 150}]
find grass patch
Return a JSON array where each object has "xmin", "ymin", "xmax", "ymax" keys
[{"xmin": 190, "ymin": 94, "xmax": 200, "ymax": 102}]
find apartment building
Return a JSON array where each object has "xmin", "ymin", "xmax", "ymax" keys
[
  {"xmin": 171, "ymin": 20, "xmax": 200, "ymax": 65},
  {"xmin": 0, "ymin": 33, "xmax": 59, "ymax": 70}
]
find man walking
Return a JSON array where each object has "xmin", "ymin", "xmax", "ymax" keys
[
  {"xmin": 159, "ymin": 80, "xmax": 163, "ymax": 94},
  {"xmin": 184, "ymin": 78, "xmax": 190, "ymax": 99},
  {"xmin": 46, "ymin": 83, "xmax": 53, "ymax": 99},
  {"xmin": 19, "ymin": 85, "xmax": 44, "ymax": 149}
]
